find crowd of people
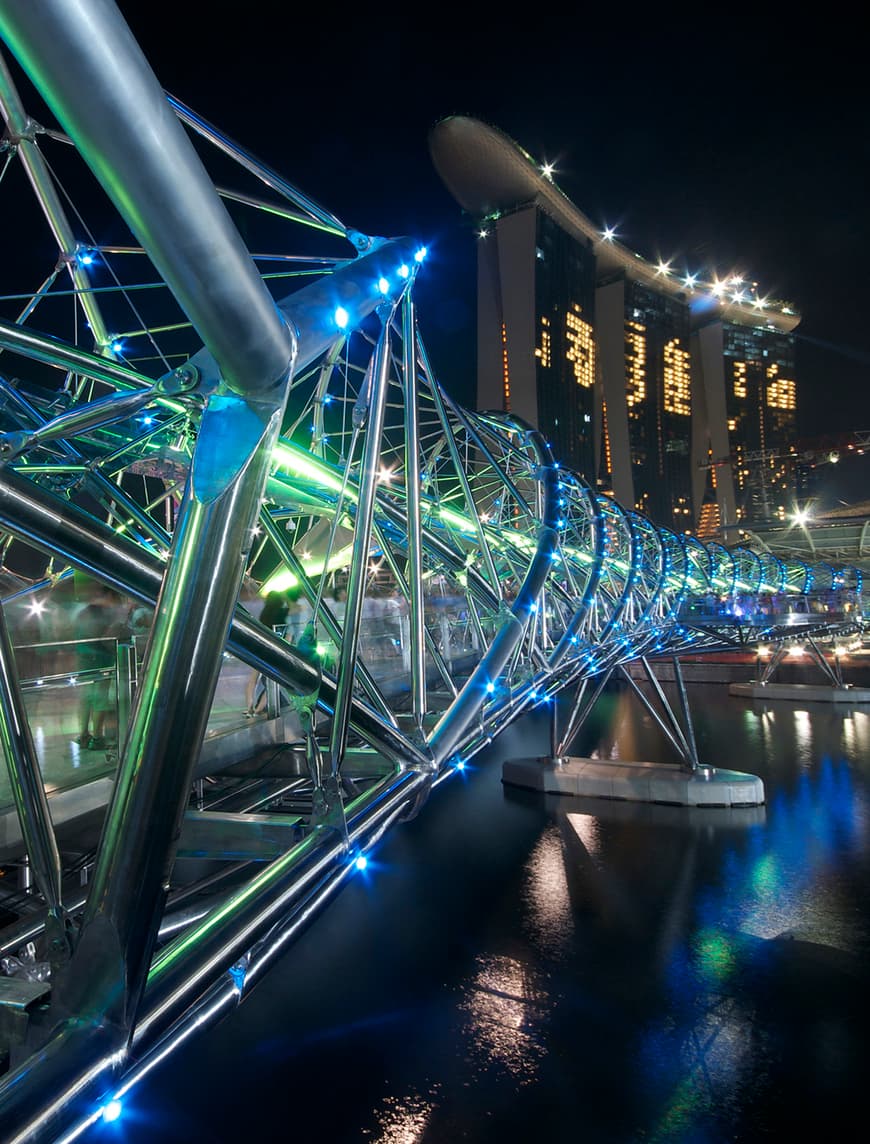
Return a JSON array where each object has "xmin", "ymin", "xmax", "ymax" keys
[{"xmin": 10, "ymin": 569, "xmax": 482, "ymax": 736}]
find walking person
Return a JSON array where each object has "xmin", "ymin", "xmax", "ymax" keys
[
  {"xmin": 245, "ymin": 589, "xmax": 291, "ymax": 716},
  {"xmin": 74, "ymin": 582, "xmax": 122, "ymax": 749}
]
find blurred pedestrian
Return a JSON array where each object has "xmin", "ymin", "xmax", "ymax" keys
[
  {"xmin": 245, "ymin": 589, "xmax": 291, "ymax": 716},
  {"xmin": 75, "ymin": 582, "xmax": 121, "ymax": 749}
]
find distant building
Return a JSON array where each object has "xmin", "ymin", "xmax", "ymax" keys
[
  {"xmin": 692, "ymin": 319, "xmax": 798, "ymax": 534},
  {"xmin": 476, "ymin": 199, "xmax": 598, "ymax": 476},
  {"xmin": 597, "ymin": 275, "xmax": 693, "ymax": 527},
  {"xmin": 429, "ymin": 115, "xmax": 801, "ymax": 537}
]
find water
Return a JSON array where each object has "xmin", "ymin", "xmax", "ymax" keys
[{"xmin": 89, "ymin": 683, "xmax": 870, "ymax": 1142}]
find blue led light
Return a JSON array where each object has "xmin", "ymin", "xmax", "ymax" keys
[
  {"xmin": 486, "ymin": 681, "xmax": 495, "ymax": 693},
  {"xmin": 111, "ymin": 340, "xmax": 124, "ymax": 355},
  {"xmin": 101, "ymin": 1100, "xmax": 123, "ymax": 1123},
  {"xmin": 78, "ymin": 250, "xmax": 96, "ymax": 266},
  {"xmin": 455, "ymin": 758, "xmax": 466, "ymax": 771},
  {"xmin": 334, "ymin": 307, "xmax": 349, "ymax": 329},
  {"xmin": 414, "ymin": 246, "xmax": 427, "ymax": 262},
  {"xmin": 354, "ymin": 854, "xmax": 368, "ymax": 871},
  {"xmin": 378, "ymin": 277, "xmax": 390, "ymax": 295},
  {"xmin": 398, "ymin": 264, "xmax": 410, "ymax": 279}
]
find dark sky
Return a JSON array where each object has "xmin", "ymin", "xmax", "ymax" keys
[{"xmin": 5, "ymin": 5, "xmax": 869, "ymax": 443}]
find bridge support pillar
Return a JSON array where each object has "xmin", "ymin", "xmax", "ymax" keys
[
  {"xmin": 503, "ymin": 656, "xmax": 765, "ymax": 808},
  {"xmin": 731, "ymin": 636, "xmax": 870, "ymax": 702}
]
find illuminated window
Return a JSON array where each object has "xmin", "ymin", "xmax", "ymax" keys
[
  {"xmin": 728, "ymin": 418, "xmax": 737, "ymax": 432},
  {"xmin": 602, "ymin": 400, "xmax": 612, "ymax": 475},
  {"xmin": 766, "ymin": 364, "xmax": 795, "ymax": 410},
  {"xmin": 537, "ymin": 314, "xmax": 551, "ymax": 368},
  {"xmin": 663, "ymin": 337, "xmax": 690, "ymax": 415},
  {"xmin": 501, "ymin": 322, "xmax": 511, "ymax": 411},
  {"xmin": 566, "ymin": 303, "xmax": 595, "ymax": 388},
  {"xmin": 624, "ymin": 320, "xmax": 646, "ymax": 406},
  {"xmin": 733, "ymin": 361, "xmax": 747, "ymax": 398}
]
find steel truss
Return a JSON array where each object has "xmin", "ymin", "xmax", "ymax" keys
[{"xmin": 0, "ymin": 3, "xmax": 864, "ymax": 1140}]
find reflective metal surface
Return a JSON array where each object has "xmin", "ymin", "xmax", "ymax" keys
[{"xmin": 0, "ymin": 3, "xmax": 865, "ymax": 1139}]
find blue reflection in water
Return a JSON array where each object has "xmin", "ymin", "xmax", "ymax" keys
[
  {"xmin": 100, "ymin": 687, "xmax": 870, "ymax": 1144},
  {"xmin": 635, "ymin": 724, "xmax": 869, "ymax": 1142}
]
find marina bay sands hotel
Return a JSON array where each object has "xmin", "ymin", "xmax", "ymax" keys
[{"xmin": 429, "ymin": 116, "xmax": 800, "ymax": 538}]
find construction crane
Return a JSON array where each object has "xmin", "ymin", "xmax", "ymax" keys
[{"xmin": 701, "ymin": 429, "xmax": 870, "ymax": 472}]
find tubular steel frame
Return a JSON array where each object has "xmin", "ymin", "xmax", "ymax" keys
[{"xmin": 0, "ymin": 3, "xmax": 864, "ymax": 1139}]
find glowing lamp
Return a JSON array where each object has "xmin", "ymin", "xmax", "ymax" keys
[{"xmin": 102, "ymin": 1100, "xmax": 123, "ymax": 1123}]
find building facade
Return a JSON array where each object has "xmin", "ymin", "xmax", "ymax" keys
[
  {"xmin": 692, "ymin": 318, "xmax": 798, "ymax": 534},
  {"xmin": 429, "ymin": 115, "xmax": 800, "ymax": 537},
  {"xmin": 477, "ymin": 205, "xmax": 598, "ymax": 475},
  {"xmin": 597, "ymin": 276, "xmax": 694, "ymax": 528}
]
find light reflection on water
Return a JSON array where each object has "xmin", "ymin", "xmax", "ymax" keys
[
  {"xmin": 118, "ymin": 684, "xmax": 870, "ymax": 1144},
  {"xmin": 793, "ymin": 707, "xmax": 814, "ymax": 767},
  {"xmin": 364, "ymin": 1088, "xmax": 439, "ymax": 1143},
  {"xmin": 521, "ymin": 823, "xmax": 574, "ymax": 957},
  {"xmin": 456, "ymin": 953, "xmax": 549, "ymax": 1085}
]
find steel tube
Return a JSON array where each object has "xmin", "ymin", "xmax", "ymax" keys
[
  {"xmin": 671, "ymin": 656, "xmax": 699, "ymax": 771},
  {"xmin": 0, "ymin": 49, "xmax": 111, "ymax": 351},
  {"xmin": 0, "ymin": 602, "xmax": 66, "ymax": 939},
  {"xmin": 401, "ymin": 294, "xmax": 427, "ymax": 725},
  {"xmin": 56, "ymin": 401, "xmax": 287, "ymax": 1030},
  {"xmin": 0, "ymin": 466, "xmax": 430, "ymax": 771},
  {"xmin": 167, "ymin": 93, "xmax": 347, "ymax": 239},
  {"xmin": 0, "ymin": 0, "xmax": 295, "ymax": 398},
  {"xmin": 0, "ymin": 316, "xmax": 157, "ymax": 393},
  {"xmin": 428, "ymin": 428, "xmax": 559, "ymax": 767},
  {"xmin": 329, "ymin": 310, "xmax": 394, "ymax": 770}
]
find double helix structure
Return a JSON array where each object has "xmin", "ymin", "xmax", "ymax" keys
[{"xmin": 0, "ymin": 3, "xmax": 864, "ymax": 1140}]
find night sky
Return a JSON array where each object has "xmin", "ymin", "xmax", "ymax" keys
[{"xmin": 4, "ymin": 5, "xmax": 869, "ymax": 449}]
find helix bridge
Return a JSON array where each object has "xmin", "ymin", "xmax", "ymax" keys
[{"xmin": 0, "ymin": 3, "xmax": 864, "ymax": 1140}]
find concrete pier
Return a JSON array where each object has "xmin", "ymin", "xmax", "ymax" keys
[
  {"xmin": 502, "ymin": 756, "xmax": 765, "ymax": 807},
  {"xmin": 729, "ymin": 682, "xmax": 870, "ymax": 703}
]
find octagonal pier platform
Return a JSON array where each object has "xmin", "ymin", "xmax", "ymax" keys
[{"xmin": 502, "ymin": 756, "xmax": 765, "ymax": 807}]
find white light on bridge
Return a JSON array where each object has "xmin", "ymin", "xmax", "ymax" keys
[{"xmin": 101, "ymin": 1100, "xmax": 123, "ymax": 1123}]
